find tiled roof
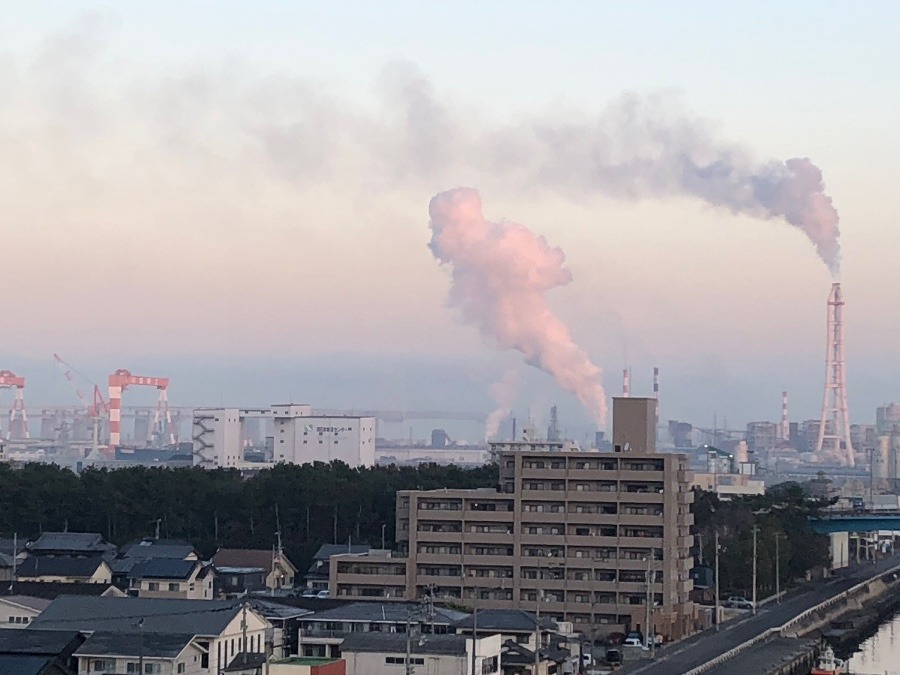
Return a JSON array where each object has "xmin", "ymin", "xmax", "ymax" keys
[
  {"xmin": 128, "ymin": 558, "xmax": 200, "ymax": 581},
  {"xmin": 5, "ymin": 581, "xmax": 121, "ymax": 599},
  {"xmin": 303, "ymin": 601, "xmax": 468, "ymax": 624},
  {"xmin": 120, "ymin": 539, "xmax": 197, "ymax": 560},
  {"xmin": 16, "ymin": 556, "xmax": 107, "ymax": 579},
  {"xmin": 453, "ymin": 609, "xmax": 557, "ymax": 632},
  {"xmin": 74, "ymin": 632, "xmax": 195, "ymax": 658},
  {"xmin": 0, "ymin": 595, "xmax": 52, "ymax": 612},
  {"xmin": 341, "ymin": 632, "xmax": 469, "ymax": 656},
  {"xmin": 32, "ymin": 596, "xmax": 246, "ymax": 635},
  {"xmin": 28, "ymin": 532, "xmax": 112, "ymax": 554},
  {"xmin": 212, "ymin": 548, "xmax": 295, "ymax": 572}
]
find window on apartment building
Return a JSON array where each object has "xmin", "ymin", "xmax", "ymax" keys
[
  {"xmin": 145, "ymin": 665, "xmax": 162, "ymax": 674},
  {"xmin": 168, "ymin": 583, "xmax": 179, "ymax": 592},
  {"xmin": 574, "ymin": 527, "xmax": 589, "ymax": 536},
  {"xmin": 550, "ymin": 461, "xmax": 564, "ymax": 469},
  {"xmin": 148, "ymin": 582, "xmax": 159, "ymax": 591},
  {"xmin": 177, "ymin": 665, "xmax": 186, "ymax": 674},
  {"xmin": 94, "ymin": 662, "xmax": 114, "ymax": 673}
]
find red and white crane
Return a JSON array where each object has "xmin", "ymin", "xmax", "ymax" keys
[
  {"xmin": 0, "ymin": 370, "xmax": 29, "ymax": 440},
  {"xmin": 108, "ymin": 369, "xmax": 173, "ymax": 448},
  {"xmin": 52, "ymin": 354, "xmax": 109, "ymax": 418}
]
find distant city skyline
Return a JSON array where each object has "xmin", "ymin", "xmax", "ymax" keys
[{"xmin": 2, "ymin": 3, "xmax": 899, "ymax": 431}]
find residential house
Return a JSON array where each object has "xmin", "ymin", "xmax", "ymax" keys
[
  {"xmin": 111, "ymin": 538, "xmax": 200, "ymax": 591},
  {"xmin": 339, "ymin": 633, "xmax": 502, "ymax": 675},
  {"xmin": 119, "ymin": 538, "xmax": 199, "ymax": 561},
  {"xmin": 27, "ymin": 532, "xmax": 116, "ymax": 559},
  {"xmin": 297, "ymin": 601, "xmax": 468, "ymax": 659},
  {"xmin": 304, "ymin": 545, "xmax": 368, "ymax": 592},
  {"xmin": 212, "ymin": 548, "xmax": 297, "ymax": 591},
  {"xmin": 0, "ymin": 595, "xmax": 51, "ymax": 628},
  {"xmin": 0, "ymin": 538, "xmax": 27, "ymax": 583},
  {"xmin": 215, "ymin": 567, "xmax": 267, "ymax": 597},
  {"xmin": 0, "ymin": 628, "xmax": 85, "ymax": 675},
  {"xmin": 32, "ymin": 596, "xmax": 270, "ymax": 675},
  {"xmin": 73, "ymin": 632, "xmax": 205, "ymax": 675},
  {"xmin": 5, "ymin": 581, "xmax": 124, "ymax": 600},
  {"xmin": 15, "ymin": 556, "xmax": 113, "ymax": 584},
  {"xmin": 453, "ymin": 610, "xmax": 576, "ymax": 675},
  {"xmin": 128, "ymin": 559, "xmax": 215, "ymax": 600}
]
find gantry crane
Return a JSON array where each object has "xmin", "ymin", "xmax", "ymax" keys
[
  {"xmin": 0, "ymin": 370, "xmax": 28, "ymax": 440},
  {"xmin": 108, "ymin": 369, "xmax": 173, "ymax": 448}
]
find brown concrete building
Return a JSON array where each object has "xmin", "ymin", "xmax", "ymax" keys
[{"xmin": 330, "ymin": 398, "xmax": 696, "ymax": 640}]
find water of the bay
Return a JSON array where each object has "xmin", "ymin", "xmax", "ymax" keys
[{"xmin": 843, "ymin": 609, "xmax": 900, "ymax": 674}]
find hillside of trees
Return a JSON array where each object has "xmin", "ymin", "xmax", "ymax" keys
[{"xmin": 0, "ymin": 461, "xmax": 499, "ymax": 572}]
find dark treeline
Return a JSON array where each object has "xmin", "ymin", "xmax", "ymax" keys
[
  {"xmin": 0, "ymin": 461, "xmax": 499, "ymax": 573},
  {"xmin": 692, "ymin": 483, "xmax": 832, "ymax": 596}
]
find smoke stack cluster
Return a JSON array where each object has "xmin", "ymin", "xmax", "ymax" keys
[{"xmin": 429, "ymin": 187, "xmax": 607, "ymax": 426}]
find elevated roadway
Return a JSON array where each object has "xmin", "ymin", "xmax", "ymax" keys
[{"xmin": 618, "ymin": 553, "xmax": 900, "ymax": 675}]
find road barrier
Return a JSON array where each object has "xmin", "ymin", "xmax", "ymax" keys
[{"xmin": 682, "ymin": 561, "xmax": 900, "ymax": 675}]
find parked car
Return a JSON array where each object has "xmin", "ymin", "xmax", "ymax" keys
[
  {"xmin": 316, "ymin": 589, "xmax": 330, "ymax": 599},
  {"xmin": 623, "ymin": 637, "xmax": 646, "ymax": 648},
  {"xmin": 301, "ymin": 588, "xmax": 318, "ymax": 598},
  {"xmin": 605, "ymin": 648, "xmax": 622, "ymax": 666},
  {"xmin": 725, "ymin": 595, "xmax": 754, "ymax": 610}
]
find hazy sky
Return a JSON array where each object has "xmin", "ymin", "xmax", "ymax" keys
[{"xmin": 2, "ymin": 1, "xmax": 899, "ymax": 433}]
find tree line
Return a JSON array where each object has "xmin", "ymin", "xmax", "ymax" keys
[
  {"xmin": 0, "ymin": 460, "xmax": 831, "ymax": 591},
  {"xmin": 691, "ymin": 482, "xmax": 832, "ymax": 596},
  {"xmin": 0, "ymin": 460, "xmax": 498, "ymax": 573}
]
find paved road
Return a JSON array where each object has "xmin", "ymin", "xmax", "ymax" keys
[{"xmin": 617, "ymin": 555, "xmax": 900, "ymax": 675}]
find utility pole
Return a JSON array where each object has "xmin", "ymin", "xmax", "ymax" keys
[
  {"xmin": 775, "ymin": 532, "xmax": 782, "ymax": 603},
  {"xmin": 714, "ymin": 530, "xmax": 720, "ymax": 631},
  {"xmin": 405, "ymin": 612, "xmax": 413, "ymax": 675},
  {"xmin": 752, "ymin": 525, "xmax": 758, "ymax": 615},
  {"xmin": 8, "ymin": 533, "xmax": 16, "ymax": 593},
  {"xmin": 137, "ymin": 618, "xmax": 144, "ymax": 674},
  {"xmin": 382, "ymin": 523, "xmax": 387, "ymax": 551},
  {"xmin": 644, "ymin": 554, "xmax": 652, "ymax": 651},
  {"xmin": 470, "ymin": 607, "xmax": 478, "ymax": 675}
]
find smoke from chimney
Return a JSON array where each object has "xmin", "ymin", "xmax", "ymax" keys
[
  {"xmin": 485, "ymin": 367, "xmax": 520, "ymax": 440},
  {"xmin": 428, "ymin": 187, "xmax": 607, "ymax": 426}
]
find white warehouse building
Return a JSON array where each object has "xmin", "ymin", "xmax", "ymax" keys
[{"xmin": 192, "ymin": 404, "xmax": 375, "ymax": 469}]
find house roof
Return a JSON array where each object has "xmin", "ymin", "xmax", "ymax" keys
[
  {"xmin": 0, "ymin": 553, "xmax": 14, "ymax": 568},
  {"xmin": 0, "ymin": 595, "xmax": 52, "ymax": 612},
  {"xmin": 341, "ymin": 632, "xmax": 469, "ymax": 656},
  {"xmin": 120, "ymin": 539, "xmax": 197, "ymax": 560},
  {"xmin": 0, "ymin": 539, "xmax": 21, "ymax": 557},
  {"xmin": 245, "ymin": 599, "xmax": 311, "ymax": 621},
  {"xmin": 128, "ymin": 558, "xmax": 200, "ymax": 581},
  {"xmin": 32, "ymin": 597, "xmax": 248, "ymax": 635},
  {"xmin": 16, "ymin": 556, "xmax": 108, "ymax": 579},
  {"xmin": 311, "ymin": 544, "xmax": 370, "ymax": 561},
  {"xmin": 212, "ymin": 548, "xmax": 296, "ymax": 572},
  {"xmin": 74, "ymin": 632, "xmax": 195, "ymax": 659},
  {"xmin": 302, "ymin": 601, "xmax": 468, "ymax": 625},
  {"xmin": 28, "ymin": 532, "xmax": 113, "ymax": 554},
  {"xmin": 0, "ymin": 628, "xmax": 81, "ymax": 653},
  {"xmin": 4, "ymin": 582, "xmax": 121, "ymax": 599},
  {"xmin": 453, "ymin": 609, "xmax": 557, "ymax": 633}
]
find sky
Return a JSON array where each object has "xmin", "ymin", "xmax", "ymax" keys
[{"xmin": 1, "ymin": 1, "xmax": 899, "ymax": 436}]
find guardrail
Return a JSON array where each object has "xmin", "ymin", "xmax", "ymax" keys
[{"xmin": 682, "ymin": 561, "xmax": 900, "ymax": 675}]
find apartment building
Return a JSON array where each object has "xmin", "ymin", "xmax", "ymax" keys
[{"xmin": 331, "ymin": 398, "xmax": 696, "ymax": 640}]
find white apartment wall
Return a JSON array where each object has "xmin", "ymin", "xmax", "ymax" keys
[
  {"xmin": 209, "ymin": 609, "xmax": 269, "ymax": 675},
  {"xmin": 344, "ymin": 635, "xmax": 501, "ymax": 675},
  {"xmin": 0, "ymin": 598, "xmax": 42, "ymax": 628},
  {"xmin": 274, "ymin": 416, "xmax": 375, "ymax": 468},
  {"xmin": 76, "ymin": 644, "xmax": 205, "ymax": 675},
  {"xmin": 193, "ymin": 409, "xmax": 243, "ymax": 468}
]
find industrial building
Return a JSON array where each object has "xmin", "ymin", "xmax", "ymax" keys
[
  {"xmin": 192, "ymin": 404, "xmax": 375, "ymax": 469},
  {"xmin": 328, "ymin": 398, "xmax": 696, "ymax": 640}
]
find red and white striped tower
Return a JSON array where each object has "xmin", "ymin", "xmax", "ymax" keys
[
  {"xmin": 108, "ymin": 369, "xmax": 171, "ymax": 448},
  {"xmin": 815, "ymin": 283, "xmax": 854, "ymax": 465},
  {"xmin": 0, "ymin": 370, "xmax": 29, "ymax": 439},
  {"xmin": 781, "ymin": 391, "xmax": 789, "ymax": 441}
]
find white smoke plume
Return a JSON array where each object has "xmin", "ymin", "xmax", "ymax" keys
[
  {"xmin": 429, "ymin": 188, "xmax": 608, "ymax": 426},
  {"xmin": 0, "ymin": 20, "xmax": 842, "ymax": 275},
  {"xmin": 484, "ymin": 366, "xmax": 520, "ymax": 440}
]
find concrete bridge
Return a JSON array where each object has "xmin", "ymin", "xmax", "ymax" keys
[{"xmin": 809, "ymin": 511, "xmax": 900, "ymax": 534}]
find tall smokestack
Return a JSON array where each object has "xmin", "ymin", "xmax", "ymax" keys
[
  {"xmin": 622, "ymin": 368, "xmax": 631, "ymax": 397},
  {"xmin": 781, "ymin": 390, "xmax": 789, "ymax": 442},
  {"xmin": 429, "ymin": 188, "xmax": 607, "ymax": 425},
  {"xmin": 652, "ymin": 367, "xmax": 659, "ymax": 399}
]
